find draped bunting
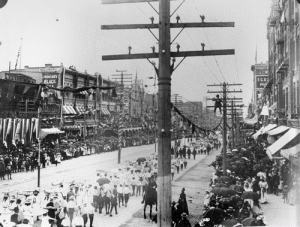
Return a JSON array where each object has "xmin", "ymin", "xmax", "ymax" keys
[
  {"xmin": 43, "ymin": 85, "xmax": 116, "ymax": 93},
  {"xmin": 171, "ymin": 103, "xmax": 222, "ymax": 134}
]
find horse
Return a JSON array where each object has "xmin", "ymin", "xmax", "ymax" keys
[{"xmin": 142, "ymin": 184, "xmax": 157, "ymax": 219}]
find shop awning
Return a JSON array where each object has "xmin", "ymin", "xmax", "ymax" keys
[
  {"xmin": 266, "ymin": 128, "xmax": 300, "ymax": 159},
  {"xmin": 269, "ymin": 102, "xmax": 277, "ymax": 111},
  {"xmin": 100, "ymin": 107, "xmax": 110, "ymax": 115},
  {"xmin": 261, "ymin": 124, "xmax": 277, "ymax": 134},
  {"xmin": 267, "ymin": 125, "xmax": 290, "ymax": 136},
  {"xmin": 281, "ymin": 143, "xmax": 300, "ymax": 159},
  {"xmin": 68, "ymin": 106, "xmax": 77, "ymax": 114},
  {"xmin": 40, "ymin": 128, "xmax": 65, "ymax": 139},
  {"xmin": 244, "ymin": 115, "xmax": 258, "ymax": 125},
  {"xmin": 252, "ymin": 127, "xmax": 264, "ymax": 139},
  {"xmin": 62, "ymin": 106, "xmax": 71, "ymax": 114}
]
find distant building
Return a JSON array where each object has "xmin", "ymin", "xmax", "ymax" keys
[
  {"xmin": 0, "ymin": 72, "xmax": 36, "ymax": 83},
  {"xmin": 251, "ymin": 62, "xmax": 269, "ymax": 114}
]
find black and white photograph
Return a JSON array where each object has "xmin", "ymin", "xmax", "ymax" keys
[{"xmin": 0, "ymin": 0, "xmax": 299, "ymax": 226}]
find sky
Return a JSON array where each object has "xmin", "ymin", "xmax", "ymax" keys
[{"xmin": 0, "ymin": 0, "xmax": 271, "ymax": 112}]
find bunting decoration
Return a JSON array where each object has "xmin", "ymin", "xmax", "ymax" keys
[{"xmin": 171, "ymin": 102, "xmax": 222, "ymax": 134}]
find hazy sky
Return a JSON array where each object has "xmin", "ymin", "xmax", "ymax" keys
[{"xmin": 0, "ymin": 0, "xmax": 271, "ymax": 108}]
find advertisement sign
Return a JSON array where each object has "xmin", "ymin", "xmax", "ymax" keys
[
  {"xmin": 43, "ymin": 74, "xmax": 58, "ymax": 87},
  {"xmin": 256, "ymin": 76, "xmax": 268, "ymax": 89}
]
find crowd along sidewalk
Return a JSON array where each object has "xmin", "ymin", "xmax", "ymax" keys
[{"xmin": 119, "ymin": 148, "xmax": 220, "ymax": 227}]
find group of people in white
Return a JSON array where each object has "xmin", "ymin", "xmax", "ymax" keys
[{"xmin": 0, "ymin": 152, "xmax": 193, "ymax": 227}]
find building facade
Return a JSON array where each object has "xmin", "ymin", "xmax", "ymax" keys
[
  {"xmin": 251, "ymin": 62, "xmax": 269, "ymax": 114},
  {"xmin": 266, "ymin": 0, "xmax": 300, "ymax": 127},
  {"xmin": 0, "ymin": 64, "xmax": 118, "ymax": 136}
]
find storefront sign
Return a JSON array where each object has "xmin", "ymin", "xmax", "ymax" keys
[
  {"xmin": 256, "ymin": 76, "xmax": 269, "ymax": 89},
  {"xmin": 43, "ymin": 74, "xmax": 58, "ymax": 87}
]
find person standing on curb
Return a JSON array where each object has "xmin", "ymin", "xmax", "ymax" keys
[{"xmin": 178, "ymin": 188, "xmax": 189, "ymax": 216}]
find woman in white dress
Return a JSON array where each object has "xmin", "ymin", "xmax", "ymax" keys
[{"xmin": 259, "ymin": 178, "xmax": 268, "ymax": 203}]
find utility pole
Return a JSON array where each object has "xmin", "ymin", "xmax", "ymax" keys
[
  {"xmin": 101, "ymin": 1, "xmax": 235, "ymax": 225},
  {"xmin": 207, "ymin": 83, "xmax": 242, "ymax": 176},
  {"xmin": 112, "ymin": 70, "xmax": 131, "ymax": 164}
]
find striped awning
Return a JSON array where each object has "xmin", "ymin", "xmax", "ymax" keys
[
  {"xmin": 63, "ymin": 106, "xmax": 72, "ymax": 114},
  {"xmin": 68, "ymin": 106, "xmax": 77, "ymax": 114},
  {"xmin": 267, "ymin": 125, "xmax": 290, "ymax": 136},
  {"xmin": 100, "ymin": 107, "xmax": 110, "ymax": 115},
  {"xmin": 266, "ymin": 128, "xmax": 300, "ymax": 159}
]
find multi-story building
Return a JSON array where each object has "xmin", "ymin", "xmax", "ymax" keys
[
  {"xmin": 129, "ymin": 75, "xmax": 145, "ymax": 118},
  {"xmin": 266, "ymin": 0, "xmax": 300, "ymax": 127},
  {"xmin": 0, "ymin": 64, "xmax": 118, "ymax": 136},
  {"xmin": 251, "ymin": 62, "xmax": 269, "ymax": 114}
]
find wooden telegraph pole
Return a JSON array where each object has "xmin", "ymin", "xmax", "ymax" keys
[
  {"xmin": 207, "ymin": 83, "xmax": 242, "ymax": 176},
  {"xmin": 101, "ymin": 0, "xmax": 235, "ymax": 225}
]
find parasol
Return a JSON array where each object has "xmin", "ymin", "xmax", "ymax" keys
[
  {"xmin": 218, "ymin": 176, "xmax": 233, "ymax": 183},
  {"xmin": 241, "ymin": 217, "xmax": 256, "ymax": 226},
  {"xmin": 217, "ymin": 188, "xmax": 236, "ymax": 197},
  {"xmin": 136, "ymin": 157, "xmax": 147, "ymax": 164},
  {"xmin": 202, "ymin": 208, "xmax": 228, "ymax": 224},
  {"xmin": 220, "ymin": 219, "xmax": 239, "ymax": 227},
  {"xmin": 215, "ymin": 183, "xmax": 228, "ymax": 188},
  {"xmin": 97, "ymin": 177, "xmax": 110, "ymax": 186},
  {"xmin": 241, "ymin": 191, "xmax": 260, "ymax": 200},
  {"xmin": 231, "ymin": 185, "xmax": 244, "ymax": 194}
]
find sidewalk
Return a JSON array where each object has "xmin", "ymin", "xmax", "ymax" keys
[
  {"xmin": 119, "ymin": 149, "xmax": 219, "ymax": 227},
  {"xmin": 261, "ymin": 192, "xmax": 299, "ymax": 227}
]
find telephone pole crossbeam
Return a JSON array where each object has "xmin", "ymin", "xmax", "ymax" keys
[
  {"xmin": 101, "ymin": 22, "xmax": 234, "ymax": 30},
  {"xmin": 102, "ymin": 49, "xmax": 235, "ymax": 61}
]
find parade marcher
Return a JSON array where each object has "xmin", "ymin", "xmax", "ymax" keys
[
  {"xmin": 180, "ymin": 159, "xmax": 183, "ymax": 171},
  {"xmin": 192, "ymin": 148, "xmax": 197, "ymax": 160},
  {"xmin": 123, "ymin": 184, "xmax": 131, "ymax": 207},
  {"xmin": 176, "ymin": 212, "xmax": 192, "ymax": 227},
  {"xmin": 187, "ymin": 147, "xmax": 191, "ymax": 159},
  {"xmin": 136, "ymin": 177, "xmax": 142, "ymax": 196},
  {"xmin": 98, "ymin": 186, "xmax": 104, "ymax": 213},
  {"xmin": 110, "ymin": 185, "xmax": 118, "ymax": 216},
  {"xmin": 183, "ymin": 158, "xmax": 187, "ymax": 169},
  {"xmin": 67, "ymin": 196, "xmax": 77, "ymax": 225},
  {"xmin": 103, "ymin": 185, "xmax": 111, "ymax": 215},
  {"xmin": 182, "ymin": 146, "xmax": 186, "ymax": 158},
  {"xmin": 92, "ymin": 185, "xmax": 99, "ymax": 212},
  {"xmin": 179, "ymin": 148, "xmax": 183, "ymax": 158},
  {"xmin": 171, "ymin": 166, "xmax": 175, "ymax": 180},
  {"xmin": 117, "ymin": 184, "xmax": 124, "ymax": 207},
  {"xmin": 67, "ymin": 187, "xmax": 75, "ymax": 202},
  {"xmin": 88, "ymin": 202, "xmax": 95, "ymax": 227},
  {"xmin": 176, "ymin": 159, "xmax": 180, "ymax": 174}
]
